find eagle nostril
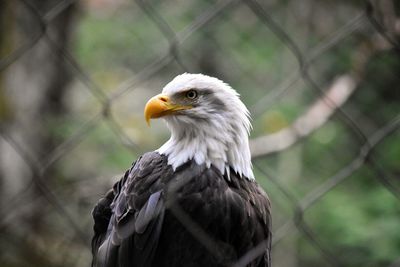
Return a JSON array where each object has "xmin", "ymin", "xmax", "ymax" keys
[{"xmin": 159, "ymin": 96, "xmax": 168, "ymax": 102}]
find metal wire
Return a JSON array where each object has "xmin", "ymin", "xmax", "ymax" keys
[{"xmin": 0, "ymin": 0, "xmax": 399, "ymax": 266}]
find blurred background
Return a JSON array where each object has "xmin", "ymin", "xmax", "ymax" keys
[{"xmin": 0, "ymin": 0, "xmax": 399, "ymax": 266}]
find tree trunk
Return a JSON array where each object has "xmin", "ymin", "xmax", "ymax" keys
[{"xmin": 0, "ymin": 0, "xmax": 77, "ymax": 265}]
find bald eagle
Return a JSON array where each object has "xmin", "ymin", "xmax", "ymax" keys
[{"xmin": 92, "ymin": 74, "xmax": 271, "ymax": 267}]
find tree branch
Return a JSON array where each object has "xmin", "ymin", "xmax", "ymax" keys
[
  {"xmin": 250, "ymin": 12, "xmax": 399, "ymax": 158},
  {"xmin": 250, "ymin": 75, "xmax": 357, "ymax": 158}
]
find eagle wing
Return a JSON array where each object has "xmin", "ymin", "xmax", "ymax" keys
[
  {"xmin": 227, "ymin": 175, "xmax": 272, "ymax": 267},
  {"xmin": 92, "ymin": 152, "xmax": 271, "ymax": 267},
  {"xmin": 91, "ymin": 152, "xmax": 173, "ymax": 267}
]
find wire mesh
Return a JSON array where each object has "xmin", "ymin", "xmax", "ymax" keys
[{"xmin": 0, "ymin": 0, "xmax": 399, "ymax": 266}]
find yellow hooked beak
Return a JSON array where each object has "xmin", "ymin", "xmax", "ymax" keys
[{"xmin": 144, "ymin": 94, "xmax": 192, "ymax": 126}]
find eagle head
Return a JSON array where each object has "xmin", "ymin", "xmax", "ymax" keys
[{"xmin": 144, "ymin": 73, "xmax": 254, "ymax": 179}]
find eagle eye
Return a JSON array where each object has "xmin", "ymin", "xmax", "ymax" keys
[{"xmin": 185, "ymin": 89, "xmax": 198, "ymax": 100}]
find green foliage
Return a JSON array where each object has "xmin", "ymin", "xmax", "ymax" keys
[
  {"xmin": 74, "ymin": 7, "xmax": 167, "ymax": 73},
  {"xmin": 301, "ymin": 168, "xmax": 400, "ymax": 266}
]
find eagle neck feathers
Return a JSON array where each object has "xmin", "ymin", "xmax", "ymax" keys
[{"xmin": 157, "ymin": 112, "xmax": 254, "ymax": 180}]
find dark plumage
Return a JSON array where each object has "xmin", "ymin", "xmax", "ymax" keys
[{"xmin": 92, "ymin": 152, "xmax": 271, "ymax": 267}]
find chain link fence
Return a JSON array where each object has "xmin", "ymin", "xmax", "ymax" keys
[{"xmin": 0, "ymin": 0, "xmax": 399, "ymax": 266}]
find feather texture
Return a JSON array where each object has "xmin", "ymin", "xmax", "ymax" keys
[{"xmin": 92, "ymin": 152, "xmax": 271, "ymax": 267}]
